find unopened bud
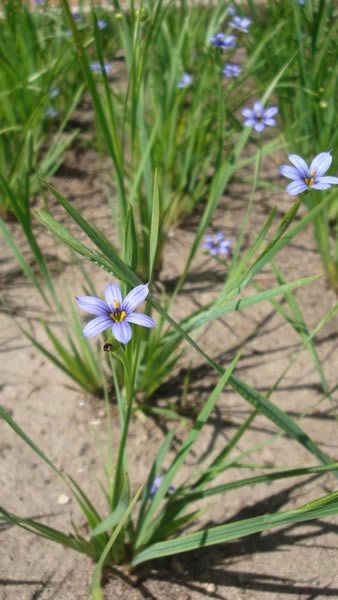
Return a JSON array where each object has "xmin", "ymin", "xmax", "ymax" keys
[
  {"xmin": 136, "ymin": 8, "xmax": 148, "ymax": 21},
  {"xmin": 103, "ymin": 343, "xmax": 114, "ymax": 352}
]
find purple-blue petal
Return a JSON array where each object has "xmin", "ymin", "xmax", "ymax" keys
[
  {"xmin": 286, "ymin": 180, "xmax": 308, "ymax": 195},
  {"xmin": 254, "ymin": 122, "xmax": 265, "ymax": 132},
  {"xmin": 219, "ymin": 242, "xmax": 231, "ymax": 254},
  {"xmin": 288, "ymin": 154, "xmax": 309, "ymax": 178},
  {"xmin": 253, "ymin": 101, "xmax": 263, "ymax": 114},
  {"xmin": 244, "ymin": 118, "xmax": 256, "ymax": 127},
  {"xmin": 279, "ymin": 165, "xmax": 302, "ymax": 180},
  {"xmin": 105, "ymin": 283, "xmax": 122, "ymax": 310},
  {"xmin": 264, "ymin": 106, "xmax": 278, "ymax": 118},
  {"xmin": 150, "ymin": 476, "xmax": 163, "ymax": 497},
  {"xmin": 112, "ymin": 321, "xmax": 132, "ymax": 344},
  {"xmin": 241, "ymin": 108, "xmax": 253, "ymax": 118},
  {"xmin": 76, "ymin": 296, "xmax": 109, "ymax": 316},
  {"xmin": 264, "ymin": 118, "xmax": 276, "ymax": 127},
  {"xmin": 122, "ymin": 284, "xmax": 149, "ymax": 313},
  {"xmin": 311, "ymin": 182, "xmax": 331, "ymax": 190},
  {"xmin": 125, "ymin": 313, "xmax": 156, "ymax": 328},
  {"xmin": 83, "ymin": 316, "xmax": 112, "ymax": 338},
  {"xmin": 310, "ymin": 152, "xmax": 332, "ymax": 177},
  {"xmin": 316, "ymin": 176, "xmax": 338, "ymax": 185}
]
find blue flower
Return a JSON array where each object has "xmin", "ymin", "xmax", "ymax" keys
[
  {"xmin": 98, "ymin": 19, "xmax": 108, "ymax": 30},
  {"xmin": 229, "ymin": 16, "xmax": 251, "ymax": 33},
  {"xmin": 203, "ymin": 232, "xmax": 232, "ymax": 257},
  {"xmin": 209, "ymin": 33, "xmax": 236, "ymax": 49},
  {"xmin": 223, "ymin": 63, "xmax": 241, "ymax": 78},
  {"xmin": 72, "ymin": 11, "xmax": 81, "ymax": 21},
  {"xmin": 90, "ymin": 62, "xmax": 112, "ymax": 75},
  {"xmin": 49, "ymin": 88, "xmax": 59, "ymax": 99},
  {"xmin": 45, "ymin": 107, "xmax": 58, "ymax": 118},
  {"xmin": 226, "ymin": 5, "xmax": 237, "ymax": 17},
  {"xmin": 241, "ymin": 101, "xmax": 278, "ymax": 132},
  {"xmin": 279, "ymin": 152, "xmax": 338, "ymax": 196},
  {"xmin": 177, "ymin": 73, "xmax": 193, "ymax": 89},
  {"xmin": 76, "ymin": 282, "xmax": 156, "ymax": 345},
  {"xmin": 149, "ymin": 476, "xmax": 175, "ymax": 498}
]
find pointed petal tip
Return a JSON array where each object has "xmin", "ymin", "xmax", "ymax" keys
[{"xmin": 123, "ymin": 283, "xmax": 150, "ymax": 313}]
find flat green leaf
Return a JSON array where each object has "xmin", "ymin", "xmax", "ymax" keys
[
  {"xmin": 149, "ymin": 171, "xmax": 160, "ymax": 280},
  {"xmin": 135, "ymin": 353, "xmax": 240, "ymax": 548},
  {"xmin": 90, "ymin": 486, "xmax": 143, "ymax": 600},
  {"xmin": 132, "ymin": 491, "xmax": 338, "ymax": 566},
  {"xmin": 0, "ymin": 506, "xmax": 93, "ymax": 557},
  {"xmin": 0, "ymin": 405, "xmax": 64, "ymax": 480},
  {"xmin": 181, "ymin": 463, "xmax": 338, "ymax": 501},
  {"xmin": 182, "ymin": 274, "xmax": 320, "ymax": 332}
]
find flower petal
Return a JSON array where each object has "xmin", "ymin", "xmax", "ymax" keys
[
  {"xmin": 122, "ymin": 284, "xmax": 149, "ymax": 313},
  {"xmin": 286, "ymin": 180, "xmax": 308, "ymax": 195},
  {"xmin": 126, "ymin": 313, "xmax": 156, "ymax": 328},
  {"xmin": 243, "ymin": 118, "xmax": 256, "ymax": 127},
  {"xmin": 241, "ymin": 108, "xmax": 253, "ymax": 118},
  {"xmin": 83, "ymin": 316, "xmax": 112, "ymax": 338},
  {"xmin": 253, "ymin": 101, "xmax": 263, "ymax": 114},
  {"xmin": 219, "ymin": 246, "xmax": 231, "ymax": 255},
  {"xmin": 311, "ymin": 182, "xmax": 331, "ymax": 190},
  {"xmin": 316, "ymin": 176, "xmax": 338, "ymax": 185},
  {"xmin": 279, "ymin": 165, "xmax": 301, "ymax": 180},
  {"xmin": 288, "ymin": 154, "xmax": 309, "ymax": 178},
  {"xmin": 264, "ymin": 118, "xmax": 277, "ymax": 127},
  {"xmin": 105, "ymin": 283, "xmax": 122, "ymax": 310},
  {"xmin": 254, "ymin": 122, "xmax": 265, "ymax": 132},
  {"xmin": 310, "ymin": 152, "xmax": 332, "ymax": 177},
  {"xmin": 76, "ymin": 296, "xmax": 109, "ymax": 316},
  {"xmin": 112, "ymin": 321, "xmax": 132, "ymax": 344},
  {"xmin": 264, "ymin": 106, "xmax": 278, "ymax": 117}
]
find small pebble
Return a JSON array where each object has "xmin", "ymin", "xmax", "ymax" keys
[
  {"xmin": 57, "ymin": 494, "xmax": 71, "ymax": 505},
  {"xmin": 206, "ymin": 582, "xmax": 216, "ymax": 593}
]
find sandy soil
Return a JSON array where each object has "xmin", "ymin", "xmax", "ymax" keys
[{"xmin": 1, "ymin": 108, "xmax": 338, "ymax": 599}]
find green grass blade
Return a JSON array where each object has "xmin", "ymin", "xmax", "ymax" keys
[
  {"xmin": 136, "ymin": 430, "xmax": 175, "ymax": 535},
  {"xmin": 182, "ymin": 274, "xmax": 320, "ymax": 332},
  {"xmin": 149, "ymin": 170, "xmax": 160, "ymax": 281},
  {"xmin": 0, "ymin": 404, "xmax": 65, "ymax": 480},
  {"xmin": 132, "ymin": 491, "xmax": 338, "ymax": 566},
  {"xmin": 0, "ymin": 506, "xmax": 93, "ymax": 556},
  {"xmin": 135, "ymin": 353, "xmax": 240, "ymax": 548},
  {"xmin": 90, "ymin": 486, "xmax": 143, "ymax": 600},
  {"xmin": 181, "ymin": 463, "xmax": 338, "ymax": 502}
]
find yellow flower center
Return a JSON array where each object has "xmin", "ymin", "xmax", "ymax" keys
[
  {"xmin": 304, "ymin": 169, "xmax": 315, "ymax": 187},
  {"xmin": 110, "ymin": 301, "xmax": 126, "ymax": 323}
]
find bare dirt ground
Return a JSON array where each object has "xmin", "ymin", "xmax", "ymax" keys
[{"xmin": 1, "ymin": 104, "xmax": 338, "ymax": 599}]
